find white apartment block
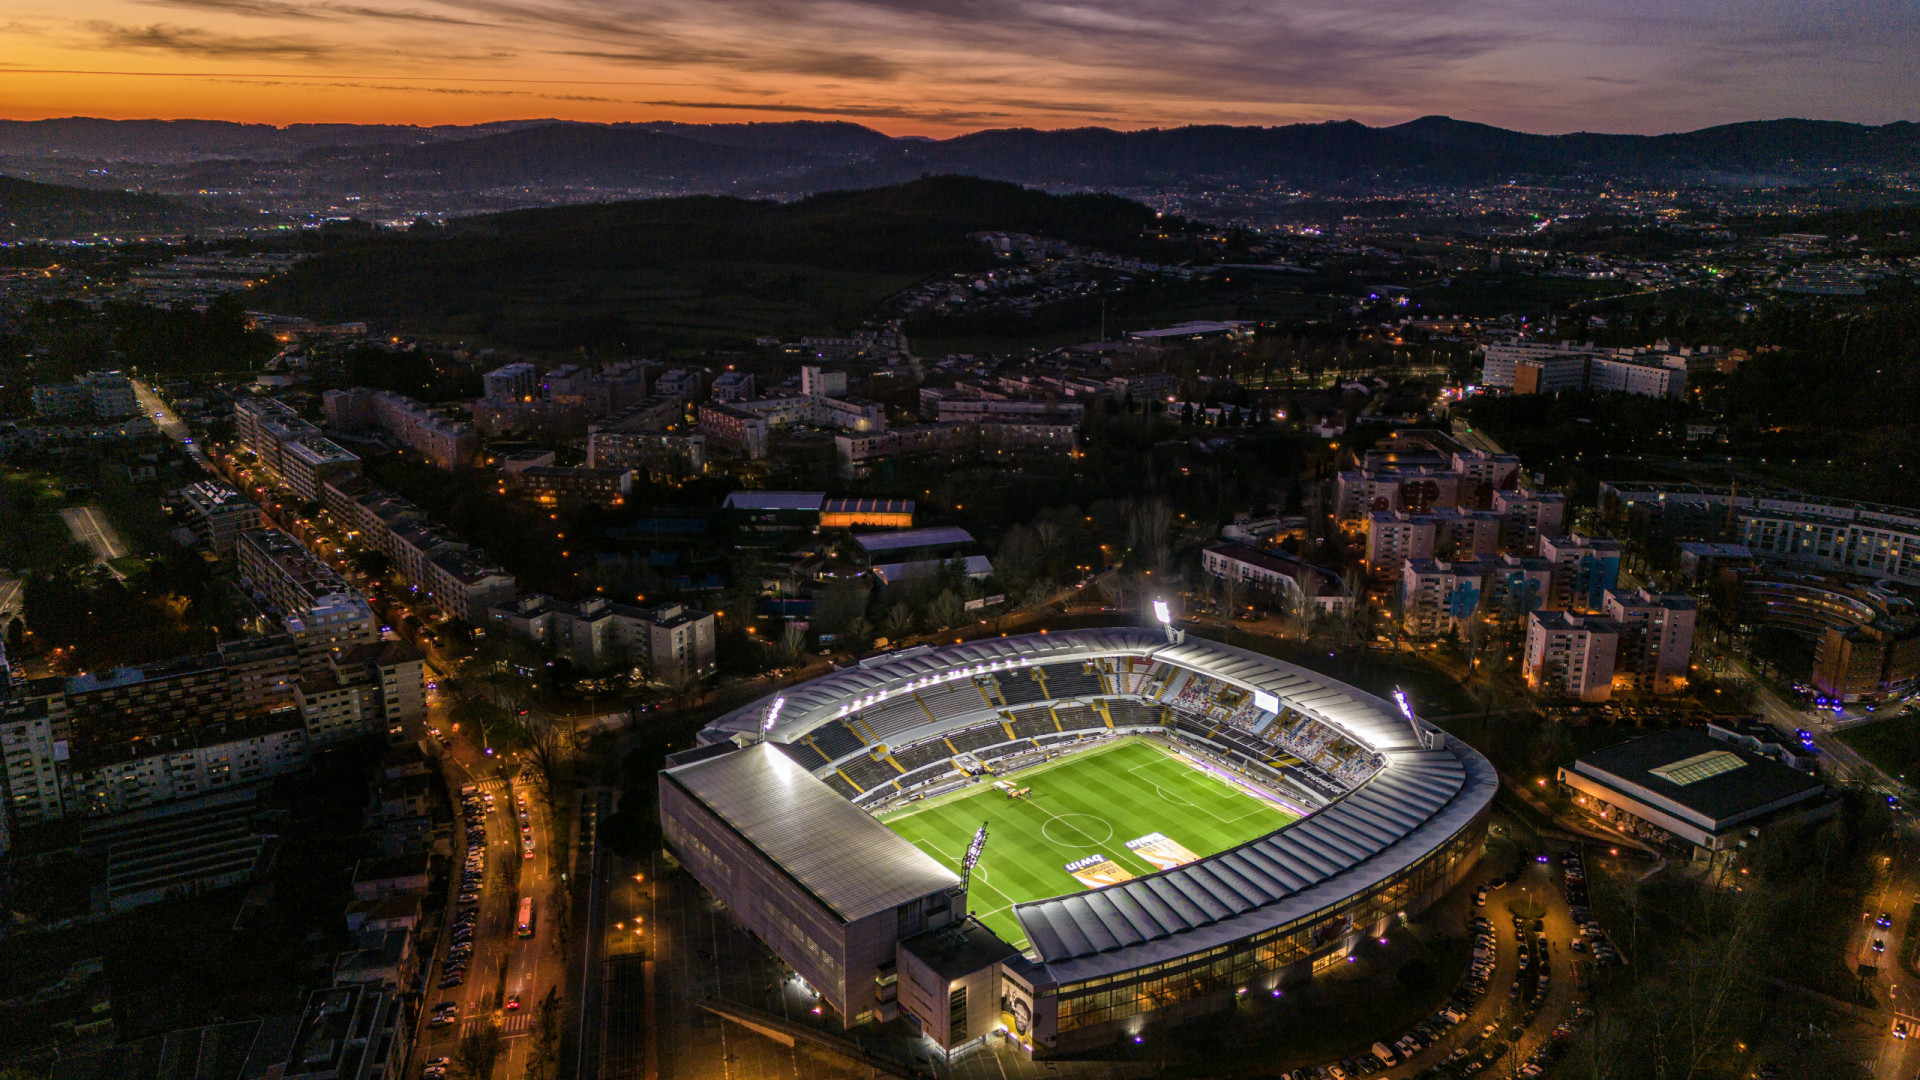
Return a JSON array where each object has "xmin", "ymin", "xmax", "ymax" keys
[
  {"xmin": 1491, "ymin": 490, "xmax": 1568, "ymax": 555},
  {"xmin": 1524, "ymin": 612, "xmax": 1620, "ymax": 703},
  {"xmin": 181, "ymin": 481, "xmax": 264, "ymax": 556},
  {"xmin": 1601, "ymin": 588, "xmax": 1697, "ymax": 693},
  {"xmin": 66, "ymin": 717, "xmax": 311, "ymax": 818},
  {"xmin": 1, "ymin": 703, "xmax": 67, "ymax": 826}
]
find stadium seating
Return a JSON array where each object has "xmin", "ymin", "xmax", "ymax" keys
[
  {"xmin": 917, "ymin": 682, "xmax": 992, "ymax": 723},
  {"xmin": 853, "ymin": 696, "xmax": 932, "ymax": 742},
  {"xmin": 1053, "ymin": 704, "xmax": 1105, "ymax": 731},
  {"xmin": 822, "ymin": 772, "xmax": 863, "ymax": 799},
  {"xmin": 892, "ymin": 740, "xmax": 953, "ymax": 773},
  {"xmin": 1108, "ymin": 701, "xmax": 1167, "ymax": 728},
  {"xmin": 948, "ymin": 723, "xmax": 1009, "ymax": 754},
  {"xmin": 808, "ymin": 720, "xmax": 866, "ymax": 762},
  {"xmin": 993, "ymin": 671, "xmax": 1048, "ymax": 706},
  {"xmin": 840, "ymin": 753, "xmax": 901, "ymax": 792},
  {"xmin": 776, "ymin": 740, "xmax": 829, "ymax": 771},
  {"xmin": 1036, "ymin": 663, "xmax": 1104, "ymax": 698},
  {"xmin": 1010, "ymin": 709, "xmax": 1057, "ymax": 740}
]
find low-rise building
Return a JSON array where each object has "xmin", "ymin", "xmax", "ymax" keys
[
  {"xmin": 1557, "ymin": 730, "xmax": 1836, "ymax": 861},
  {"xmin": 1201, "ymin": 543, "xmax": 1353, "ymax": 616}
]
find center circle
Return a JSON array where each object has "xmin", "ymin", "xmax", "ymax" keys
[{"xmin": 1042, "ymin": 813, "xmax": 1113, "ymax": 848}]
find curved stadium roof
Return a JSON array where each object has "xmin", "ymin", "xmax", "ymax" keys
[{"xmin": 699, "ymin": 628, "xmax": 1497, "ymax": 979}]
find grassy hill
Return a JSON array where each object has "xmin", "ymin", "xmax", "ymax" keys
[{"xmin": 252, "ymin": 175, "xmax": 1159, "ymax": 351}]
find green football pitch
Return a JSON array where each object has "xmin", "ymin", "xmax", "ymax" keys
[{"xmin": 877, "ymin": 737, "xmax": 1298, "ymax": 950}]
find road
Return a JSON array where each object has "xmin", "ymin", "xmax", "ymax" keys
[
  {"xmin": 414, "ymin": 705, "xmax": 572, "ymax": 1080},
  {"xmin": 131, "ymin": 377, "xmax": 210, "ymax": 469}
]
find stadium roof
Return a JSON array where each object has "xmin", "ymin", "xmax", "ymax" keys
[
  {"xmin": 722, "ymin": 491, "xmax": 825, "ymax": 511},
  {"xmin": 1015, "ymin": 744, "xmax": 1494, "ymax": 978},
  {"xmin": 661, "ymin": 741, "xmax": 959, "ymax": 922},
  {"xmin": 1568, "ymin": 729, "xmax": 1826, "ymax": 832},
  {"xmin": 871, "ymin": 555, "xmax": 994, "ymax": 584},
  {"xmin": 854, "ymin": 526, "xmax": 975, "ymax": 553},
  {"xmin": 707, "ymin": 628, "xmax": 1432, "ymax": 755}
]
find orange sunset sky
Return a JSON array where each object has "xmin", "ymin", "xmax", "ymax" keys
[{"xmin": 2, "ymin": 0, "xmax": 1916, "ymax": 136}]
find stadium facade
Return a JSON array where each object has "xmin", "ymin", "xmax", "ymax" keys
[{"xmin": 659, "ymin": 628, "xmax": 1497, "ymax": 1057}]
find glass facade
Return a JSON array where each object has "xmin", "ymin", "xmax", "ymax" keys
[{"xmin": 1049, "ymin": 814, "xmax": 1487, "ymax": 1035}]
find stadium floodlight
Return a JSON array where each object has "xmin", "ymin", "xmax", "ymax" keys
[
  {"xmin": 761, "ymin": 697, "xmax": 786, "ymax": 734},
  {"xmin": 962, "ymin": 821, "xmax": 990, "ymax": 888},
  {"xmin": 1151, "ymin": 599, "xmax": 1183, "ymax": 644},
  {"xmin": 1392, "ymin": 689, "xmax": 1414, "ymax": 722}
]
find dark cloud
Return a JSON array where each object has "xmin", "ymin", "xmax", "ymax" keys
[{"xmin": 86, "ymin": 20, "xmax": 337, "ymax": 58}]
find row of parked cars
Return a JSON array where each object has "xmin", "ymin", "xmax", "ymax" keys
[
  {"xmin": 441, "ymin": 789, "xmax": 492, "ymax": 990},
  {"xmin": 1560, "ymin": 852, "xmax": 1618, "ymax": 968}
]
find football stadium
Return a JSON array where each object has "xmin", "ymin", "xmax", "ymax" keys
[{"xmin": 660, "ymin": 627, "xmax": 1497, "ymax": 1057}]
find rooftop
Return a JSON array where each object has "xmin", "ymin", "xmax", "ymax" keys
[
  {"xmin": 854, "ymin": 526, "xmax": 975, "ymax": 553},
  {"xmin": 1570, "ymin": 729, "xmax": 1827, "ymax": 830},
  {"xmin": 723, "ymin": 491, "xmax": 825, "ymax": 511},
  {"xmin": 662, "ymin": 741, "xmax": 960, "ymax": 922}
]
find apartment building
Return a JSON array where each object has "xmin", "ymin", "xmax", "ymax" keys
[
  {"xmin": 32, "ymin": 371, "xmax": 138, "ymax": 420},
  {"xmin": 836, "ymin": 419, "xmax": 1079, "ymax": 469},
  {"xmin": 236, "ymin": 527, "xmax": 357, "ymax": 620},
  {"xmin": 507, "ymin": 465, "xmax": 633, "ymax": 508},
  {"xmin": 1363, "ymin": 508, "xmax": 1503, "ymax": 576},
  {"xmin": 1523, "ymin": 611, "xmax": 1621, "ymax": 702},
  {"xmin": 1539, "ymin": 534, "xmax": 1625, "ymax": 612},
  {"xmin": 696, "ymin": 403, "xmax": 771, "ymax": 459},
  {"xmin": 487, "ymin": 595, "xmax": 716, "ymax": 677},
  {"xmin": 800, "ymin": 365, "xmax": 847, "ymax": 397},
  {"xmin": 66, "ymin": 710, "xmax": 311, "ymax": 818},
  {"xmin": 586, "ymin": 428, "xmax": 706, "ymax": 479},
  {"xmin": 387, "ymin": 524, "xmax": 516, "ymax": 624},
  {"xmin": 296, "ymin": 641, "xmax": 426, "ymax": 747},
  {"xmin": 1602, "ymin": 589, "xmax": 1698, "ymax": 693},
  {"xmin": 235, "ymin": 396, "xmax": 322, "ymax": 476},
  {"xmin": 1399, "ymin": 556, "xmax": 1554, "ymax": 637},
  {"xmin": 280, "ymin": 436, "xmax": 363, "ymax": 503},
  {"xmin": 654, "ymin": 368, "xmax": 704, "ymax": 402},
  {"xmin": 710, "ymin": 371, "xmax": 755, "ymax": 402},
  {"xmin": 1480, "ymin": 340, "xmax": 1687, "ymax": 399},
  {"xmin": 180, "ymin": 480, "xmax": 263, "ymax": 555},
  {"xmin": 323, "ymin": 389, "xmax": 479, "ymax": 469},
  {"xmin": 0, "ymin": 689, "xmax": 67, "ymax": 826},
  {"xmin": 482, "ymin": 362, "xmax": 537, "ymax": 402},
  {"xmin": 1491, "ymin": 490, "xmax": 1568, "ymax": 555},
  {"xmin": 1521, "ymin": 588, "xmax": 1695, "ymax": 702}
]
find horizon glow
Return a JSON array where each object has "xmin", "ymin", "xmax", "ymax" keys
[{"xmin": 0, "ymin": 0, "xmax": 1913, "ymax": 136}]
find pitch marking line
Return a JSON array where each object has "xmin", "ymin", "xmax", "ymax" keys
[{"xmin": 1126, "ymin": 754, "xmax": 1271, "ymax": 826}]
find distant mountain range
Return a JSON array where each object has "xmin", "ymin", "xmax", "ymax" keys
[{"xmin": 3, "ymin": 115, "xmax": 1914, "ymax": 189}]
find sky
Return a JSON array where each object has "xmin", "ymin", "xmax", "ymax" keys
[{"xmin": 2, "ymin": 0, "xmax": 1916, "ymax": 135}]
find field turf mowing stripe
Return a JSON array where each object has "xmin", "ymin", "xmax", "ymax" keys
[{"xmin": 879, "ymin": 738, "xmax": 1296, "ymax": 949}]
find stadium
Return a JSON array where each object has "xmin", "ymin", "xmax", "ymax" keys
[{"xmin": 659, "ymin": 627, "xmax": 1497, "ymax": 1057}]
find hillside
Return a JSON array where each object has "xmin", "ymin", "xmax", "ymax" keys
[
  {"xmin": 0, "ymin": 175, "xmax": 190, "ymax": 239},
  {"xmin": 252, "ymin": 175, "xmax": 1158, "ymax": 350}
]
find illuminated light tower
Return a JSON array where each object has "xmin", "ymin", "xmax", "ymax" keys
[{"xmin": 1153, "ymin": 599, "xmax": 1184, "ymax": 646}]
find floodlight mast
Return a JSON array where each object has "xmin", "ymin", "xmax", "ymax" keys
[{"xmin": 961, "ymin": 821, "xmax": 989, "ymax": 889}]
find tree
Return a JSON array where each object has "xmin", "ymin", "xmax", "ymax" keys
[
  {"xmin": 453, "ymin": 1022, "xmax": 504, "ymax": 1080},
  {"xmin": 5, "ymin": 616, "xmax": 20, "ymax": 651},
  {"xmin": 881, "ymin": 601, "xmax": 916, "ymax": 643},
  {"xmin": 929, "ymin": 590, "xmax": 965, "ymax": 630}
]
